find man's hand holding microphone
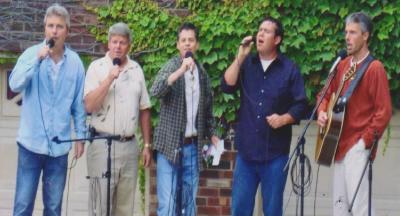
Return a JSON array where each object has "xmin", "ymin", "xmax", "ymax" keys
[
  {"xmin": 167, "ymin": 51, "xmax": 195, "ymax": 85},
  {"xmin": 38, "ymin": 38, "xmax": 55, "ymax": 61},
  {"xmin": 237, "ymin": 35, "xmax": 255, "ymax": 64}
]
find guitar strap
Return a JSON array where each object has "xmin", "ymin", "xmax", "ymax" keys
[{"xmin": 334, "ymin": 55, "xmax": 375, "ymax": 113}]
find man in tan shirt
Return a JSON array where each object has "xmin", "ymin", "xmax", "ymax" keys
[{"xmin": 84, "ymin": 22, "xmax": 152, "ymax": 216}]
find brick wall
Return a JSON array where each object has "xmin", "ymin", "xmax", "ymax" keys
[
  {"xmin": 0, "ymin": 0, "xmax": 108, "ymax": 56},
  {"xmin": 149, "ymin": 137, "xmax": 236, "ymax": 216},
  {"xmin": 0, "ymin": 0, "xmax": 183, "ymax": 56}
]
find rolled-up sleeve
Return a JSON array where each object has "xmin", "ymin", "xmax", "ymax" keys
[{"xmin": 220, "ymin": 75, "xmax": 240, "ymax": 94}]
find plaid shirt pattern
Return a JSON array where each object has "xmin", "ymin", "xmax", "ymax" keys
[{"xmin": 151, "ymin": 56, "xmax": 216, "ymax": 170}]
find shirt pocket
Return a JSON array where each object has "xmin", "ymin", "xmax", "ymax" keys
[{"xmin": 269, "ymin": 84, "xmax": 290, "ymax": 114}]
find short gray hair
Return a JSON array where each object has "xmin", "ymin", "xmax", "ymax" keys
[
  {"xmin": 44, "ymin": 3, "xmax": 70, "ymax": 29},
  {"xmin": 108, "ymin": 22, "xmax": 132, "ymax": 43},
  {"xmin": 345, "ymin": 11, "xmax": 372, "ymax": 34}
]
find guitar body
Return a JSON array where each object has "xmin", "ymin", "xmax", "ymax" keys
[{"xmin": 315, "ymin": 92, "xmax": 345, "ymax": 166}]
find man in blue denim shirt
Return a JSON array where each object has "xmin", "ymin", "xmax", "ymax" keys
[
  {"xmin": 8, "ymin": 4, "xmax": 86, "ymax": 216},
  {"xmin": 221, "ymin": 17, "xmax": 307, "ymax": 216}
]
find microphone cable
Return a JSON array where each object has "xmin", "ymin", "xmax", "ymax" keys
[
  {"xmin": 167, "ymin": 59, "xmax": 184, "ymax": 216},
  {"xmin": 188, "ymin": 62, "xmax": 197, "ymax": 216},
  {"xmin": 112, "ymin": 67, "xmax": 117, "ymax": 204},
  {"xmin": 283, "ymin": 153, "xmax": 313, "ymax": 216},
  {"xmin": 182, "ymin": 56, "xmax": 198, "ymax": 216},
  {"xmin": 233, "ymin": 47, "xmax": 263, "ymax": 131},
  {"xmin": 290, "ymin": 153, "xmax": 312, "ymax": 195},
  {"xmin": 37, "ymin": 39, "xmax": 57, "ymax": 156},
  {"xmin": 111, "ymin": 57, "xmax": 122, "ymax": 196},
  {"xmin": 289, "ymin": 150, "xmax": 313, "ymax": 216},
  {"xmin": 65, "ymin": 156, "xmax": 78, "ymax": 216},
  {"xmin": 37, "ymin": 57, "xmax": 54, "ymax": 156},
  {"xmin": 87, "ymin": 58, "xmax": 121, "ymax": 215}
]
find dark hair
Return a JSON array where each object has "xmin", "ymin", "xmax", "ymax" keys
[
  {"xmin": 260, "ymin": 16, "xmax": 284, "ymax": 47},
  {"xmin": 345, "ymin": 12, "xmax": 373, "ymax": 41},
  {"xmin": 177, "ymin": 22, "xmax": 199, "ymax": 41}
]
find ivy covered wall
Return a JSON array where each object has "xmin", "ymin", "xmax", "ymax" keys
[{"xmin": 90, "ymin": 0, "xmax": 399, "ymax": 131}]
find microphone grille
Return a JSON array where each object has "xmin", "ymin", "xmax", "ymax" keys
[
  {"xmin": 252, "ymin": 35, "xmax": 256, "ymax": 43},
  {"xmin": 338, "ymin": 49, "xmax": 347, "ymax": 59},
  {"xmin": 113, "ymin": 58, "xmax": 122, "ymax": 66},
  {"xmin": 185, "ymin": 51, "xmax": 193, "ymax": 58},
  {"xmin": 47, "ymin": 38, "xmax": 55, "ymax": 49}
]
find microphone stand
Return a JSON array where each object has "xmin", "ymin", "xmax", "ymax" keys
[
  {"xmin": 283, "ymin": 66, "xmax": 339, "ymax": 216},
  {"xmin": 53, "ymin": 135, "xmax": 120, "ymax": 216},
  {"xmin": 348, "ymin": 131, "xmax": 378, "ymax": 216},
  {"xmin": 175, "ymin": 138, "xmax": 184, "ymax": 216}
]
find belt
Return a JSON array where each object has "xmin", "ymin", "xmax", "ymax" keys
[
  {"xmin": 115, "ymin": 135, "xmax": 135, "ymax": 142},
  {"xmin": 184, "ymin": 136, "xmax": 198, "ymax": 145},
  {"xmin": 89, "ymin": 126, "xmax": 135, "ymax": 142}
]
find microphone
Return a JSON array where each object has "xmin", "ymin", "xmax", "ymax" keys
[
  {"xmin": 184, "ymin": 51, "xmax": 194, "ymax": 74},
  {"xmin": 329, "ymin": 49, "xmax": 347, "ymax": 74},
  {"xmin": 39, "ymin": 38, "xmax": 55, "ymax": 63},
  {"xmin": 113, "ymin": 57, "xmax": 122, "ymax": 66},
  {"xmin": 46, "ymin": 38, "xmax": 55, "ymax": 49},
  {"xmin": 111, "ymin": 58, "xmax": 122, "ymax": 88},
  {"xmin": 185, "ymin": 51, "xmax": 193, "ymax": 59},
  {"xmin": 240, "ymin": 36, "xmax": 256, "ymax": 46}
]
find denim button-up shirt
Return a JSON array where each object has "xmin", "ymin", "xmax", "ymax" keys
[
  {"xmin": 9, "ymin": 42, "xmax": 86, "ymax": 157},
  {"xmin": 221, "ymin": 53, "xmax": 307, "ymax": 162}
]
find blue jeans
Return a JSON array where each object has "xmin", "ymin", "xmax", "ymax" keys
[
  {"xmin": 232, "ymin": 154, "xmax": 289, "ymax": 216},
  {"xmin": 13, "ymin": 143, "xmax": 68, "ymax": 216},
  {"xmin": 157, "ymin": 143, "xmax": 199, "ymax": 216}
]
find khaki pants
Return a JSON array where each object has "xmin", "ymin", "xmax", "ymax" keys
[
  {"xmin": 87, "ymin": 138, "xmax": 140, "ymax": 216},
  {"xmin": 333, "ymin": 139, "xmax": 375, "ymax": 216}
]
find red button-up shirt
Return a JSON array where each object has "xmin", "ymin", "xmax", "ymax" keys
[{"xmin": 318, "ymin": 56, "xmax": 392, "ymax": 161}]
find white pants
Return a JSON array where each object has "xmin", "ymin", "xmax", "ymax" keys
[{"xmin": 333, "ymin": 139, "xmax": 375, "ymax": 216}]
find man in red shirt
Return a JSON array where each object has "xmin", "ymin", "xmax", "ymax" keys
[{"xmin": 317, "ymin": 12, "xmax": 391, "ymax": 216}]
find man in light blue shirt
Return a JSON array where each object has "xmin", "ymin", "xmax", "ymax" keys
[{"xmin": 8, "ymin": 4, "xmax": 86, "ymax": 216}]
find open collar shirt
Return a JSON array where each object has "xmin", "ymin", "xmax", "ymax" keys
[
  {"xmin": 221, "ymin": 53, "xmax": 307, "ymax": 162},
  {"xmin": 84, "ymin": 53, "xmax": 151, "ymax": 137}
]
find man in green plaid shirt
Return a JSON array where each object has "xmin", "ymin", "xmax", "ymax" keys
[{"xmin": 151, "ymin": 22, "xmax": 220, "ymax": 216}]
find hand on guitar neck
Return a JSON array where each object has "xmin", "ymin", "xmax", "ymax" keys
[{"xmin": 317, "ymin": 111, "xmax": 328, "ymax": 127}]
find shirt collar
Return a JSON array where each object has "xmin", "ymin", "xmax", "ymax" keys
[
  {"xmin": 350, "ymin": 51, "xmax": 370, "ymax": 66},
  {"xmin": 252, "ymin": 52, "xmax": 283, "ymax": 66}
]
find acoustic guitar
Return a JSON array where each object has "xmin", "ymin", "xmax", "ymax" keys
[{"xmin": 315, "ymin": 64, "xmax": 357, "ymax": 166}]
